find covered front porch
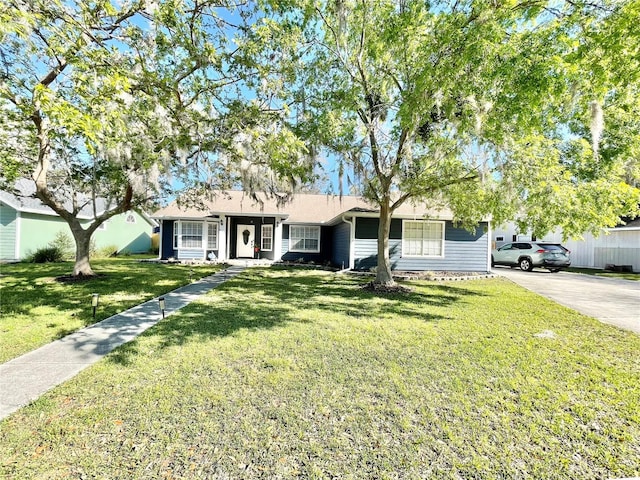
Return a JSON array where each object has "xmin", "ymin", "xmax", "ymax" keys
[{"xmin": 159, "ymin": 214, "xmax": 285, "ymax": 262}]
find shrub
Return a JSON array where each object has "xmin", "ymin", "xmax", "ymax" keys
[
  {"xmin": 49, "ymin": 231, "xmax": 74, "ymax": 260},
  {"xmin": 27, "ymin": 246, "xmax": 65, "ymax": 263},
  {"xmin": 95, "ymin": 245, "xmax": 119, "ymax": 258}
]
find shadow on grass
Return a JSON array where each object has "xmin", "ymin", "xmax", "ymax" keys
[
  {"xmin": 107, "ymin": 268, "xmax": 487, "ymax": 365},
  {"xmin": 1, "ymin": 260, "xmax": 221, "ymax": 327}
]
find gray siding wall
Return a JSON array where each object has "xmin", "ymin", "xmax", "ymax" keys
[
  {"xmin": 281, "ymin": 224, "xmax": 290, "ymax": 259},
  {"xmin": 177, "ymin": 248, "xmax": 204, "ymax": 260},
  {"xmin": 353, "ymin": 219, "xmax": 489, "ymax": 272},
  {"xmin": 0, "ymin": 203, "xmax": 17, "ymax": 260},
  {"xmin": 332, "ymin": 221, "xmax": 351, "ymax": 269}
]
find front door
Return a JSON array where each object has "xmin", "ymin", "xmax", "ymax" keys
[{"xmin": 236, "ymin": 224, "xmax": 255, "ymax": 258}]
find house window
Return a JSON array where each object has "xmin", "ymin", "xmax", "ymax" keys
[
  {"xmin": 181, "ymin": 222, "xmax": 203, "ymax": 248},
  {"xmin": 290, "ymin": 225, "xmax": 320, "ymax": 253},
  {"xmin": 125, "ymin": 213, "xmax": 136, "ymax": 224},
  {"xmin": 173, "ymin": 222, "xmax": 178, "ymax": 249},
  {"xmin": 496, "ymin": 236, "xmax": 504, "ymax": 242},
  {"xmin": 402, "ymin": 220, "xmax": 444, "ymax": 257},
  {"xmin": 261, "ymin": 224, "xmax": 273, "ymax": 251},
  {"xmin": 207, "ymin": 223, "xmax": 218, "ymax": 249},
  {"xmin": 173, "ymin": 221, "xmax": 210, "ymax": 249}
]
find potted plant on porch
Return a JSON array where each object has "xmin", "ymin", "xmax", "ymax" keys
[{"xmin": 253, "ymin": 242, "xmax": 260, "ymax": 259}]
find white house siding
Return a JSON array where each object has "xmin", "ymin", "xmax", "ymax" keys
[
  {"xmin": 0, "ymin": 202, "xmax": 17, "ymax": 260},
  {"xmin": 592, "ymin": 230, "xmax": 640, "ymax": 272}
]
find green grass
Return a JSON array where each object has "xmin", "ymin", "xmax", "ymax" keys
[
  {"xmin": 0, "ymin": 258, "xmax": 225, "ymax": 363},
  {"xmin": 1, "ymin": 268, "xmax": 639, "ymax": 479},
  {"xmin": 569, "ymin": 267, "xmax": 640, "ymax": 281}
]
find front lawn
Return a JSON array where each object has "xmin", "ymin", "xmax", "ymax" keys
[
  {"xmin": 1, "ymin": 268, "xmax": 639, "ymax": 478},
  {"xmin": 0, "ymin": 259, "xmax": 225, "ymax": 363}
]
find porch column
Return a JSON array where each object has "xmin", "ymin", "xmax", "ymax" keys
[
  {"xmin": 218, "ymin": 216, "xmax": 227, "ymax": 261},
  {"xmin": 273, "ymin": 218, "xmax": 283, "ymax": 261}
]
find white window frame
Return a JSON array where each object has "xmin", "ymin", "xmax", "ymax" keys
[
  {"xmin": 402, "ymin": 220, "xmax": 445, "ymax": 258},
  {"xmin": 261, "ymin": 224, "xmax": 273, "ymax": 251},
  {"xmin": 207, "ymin": 222, "xmax": 218, "ymax": 250},
  {"xmin": 289, "ymin": 225, "xmax": 321, "ymax": 253},
  {"xmin": 181, "ymin": 221, "xmax": 203, "ymax": 248},
  {"xmin": 173, "ymin": 221, "xmax": 179, "ymax": 249},
  {"xmin": 173, "ymin": 221, "xmax": 205, "ymax": 249}
]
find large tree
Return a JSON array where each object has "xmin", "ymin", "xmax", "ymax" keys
[
  {"xmin": 0, "ymin": 0, "xmax": 311, "ymax": 275},
  {"xmin": 259, "ymin": 0, "xmax": 640, "ymax": 286}
]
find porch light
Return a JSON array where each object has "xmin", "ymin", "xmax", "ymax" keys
[
  {"xmin": 159, "ymin": 297, "xmax": 166, "ymax": 319},
  {"xmin": 91, "ymin": 293, "xmax": 99, "ymax": 319}
]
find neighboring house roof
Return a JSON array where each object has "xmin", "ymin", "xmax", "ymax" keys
[
  {"xmin": 152, "ymin": 191, "xmax": 456, "ymax": 224},
  {"xmin": 619, "ymin": 217, "xmax": 640, "ymax": 229},
  {"xmin": 0, "ymin": 180, "xmax": 158, "ymax": 226}
]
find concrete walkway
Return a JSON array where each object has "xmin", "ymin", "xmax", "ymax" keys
[
  {"xmin": 495, "ymin": 267, "xmax": 640, "ymax": 334},
  {"xmin": 0, "ymin": 266, "xmax": 245, "ymax": 421}
]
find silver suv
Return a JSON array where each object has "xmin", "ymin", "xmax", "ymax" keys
[{"xmin": 491, "ymin": 242, "xmax": 571, "ymax": 272}]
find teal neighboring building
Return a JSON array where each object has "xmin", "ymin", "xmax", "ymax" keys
[{"xmin": 0, "ymin": 187, "xmax": 157, "ymax": 261}]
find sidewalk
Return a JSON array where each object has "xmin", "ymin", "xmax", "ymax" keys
[{"xmin": 0, "ymin": 266, "xmax": 245, "ymax": 421}]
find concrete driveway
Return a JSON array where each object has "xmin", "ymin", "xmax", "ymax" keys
[{"xmin": 494, "ymin": 267, "xmax": 640, "ymax": 334}]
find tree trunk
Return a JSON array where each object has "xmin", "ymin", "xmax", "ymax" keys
[
  {"xmin": 71, "ymin": 227, "xmax": 95, "ymax": 276},
  {"xmin": 374, "ymin": 198, "xmax": 395, "ymax": 286}
]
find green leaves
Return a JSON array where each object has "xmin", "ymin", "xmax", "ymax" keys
[
  {"xmin": 255, "ymin": 0, "xmax": 639, "ymax": 279},
  {"xmin": 0, "ymin": 0, "xmax": 321, "ymax": 273}
]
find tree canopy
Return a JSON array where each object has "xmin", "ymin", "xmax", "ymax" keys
[
  {"xmin": 2, "ymin": 0, "xmax": 638, "ymax": 281},
  {"xmin": 0, "ymin": 0, "xmax": 312, "ymax": 275},
  {"xmin": 256, "ymin": 0, "xmax": 640, "ymax": 285}
]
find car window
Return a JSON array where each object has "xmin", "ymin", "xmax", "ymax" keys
[
  {"xmin": 538, "ymin": 244, "xmax": 566, "ymax": 252},
  {"xmin": 515, "ymin": 243, "xmax": 532, "ymax": 249},
  {"xmin": 499, "ymin": 243, "xmax": 513, "ymax": 251}
]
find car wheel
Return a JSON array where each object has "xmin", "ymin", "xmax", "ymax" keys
[
  {"xmin": 491, "ymin": 256, "xmax": 495, "ymax": 268},
  {"xmin": 519, "ymin": 257, "xmax": 533, "ymax": 271}
]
